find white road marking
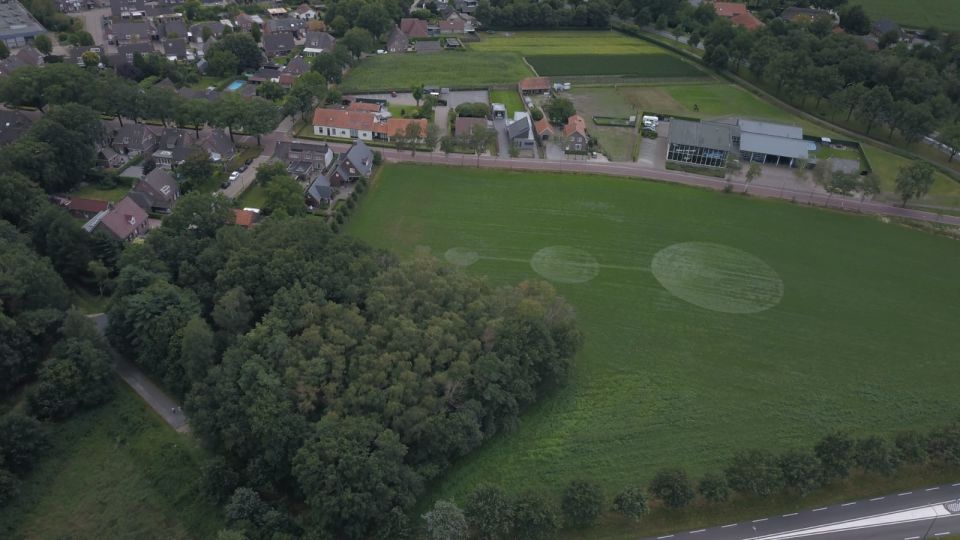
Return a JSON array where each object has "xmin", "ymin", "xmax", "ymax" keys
[
  {"xmin": 953, "ymin": 483, "xmax": 960, "ymax": 487},
  {"xmin": 753, "ymin": 518, "xmax": 768, "ymax": 523},
  {"xmin": 783, "ymin": 513, "xmax": 798, "ymax": 517},
  {"xmin": 842, "ymin": 502, "xmax": 856, "ymax": 507},
  {"xmin": 904, "ymin": 536, "xmax": 920, "ymax": 540},
  {"xmin": 813, "ymin": 507, "xmax": 827, "ymax": 512},
  {"xmin": 657, "ymin": 536, "xmax": 674, "ymax": 539},
  {"xmin": 870, "ymin": 497, "xmax": 885, "ymax": 501},
  {"xmin": 934, "ymin": 533, "xmax": 950, "ymax": 537},
  {"xmin": 722, "ymin": 524, "xmax": 737, "ymax": 528},
  {"xmin": 927, "ymin": 487, "xmax": 940, "ymax": 491},
  {"xmin": 899, "ymin": 492, "xmax": 913, "ymax": 496},
  {"xmin": 690, "ymin": 529, "xmax": 705, "ymax": 534}
]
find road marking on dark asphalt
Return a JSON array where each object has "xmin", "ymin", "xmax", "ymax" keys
[
  {"xmin": 690, "ymin": 529, "xmax": 705, "ymax": 534},
  {"xmin": 657, "ymin": 535, "xmax": 674, "ymax": 539},
  {"xmin": 783, "ymin": 513, "xmax": 798, "ymax": 517},
  {"xmin": 721, "ymin": 524, "xmax": 737, "ymax": 528},
  {"xmin": 870, "ymin": 497, "xmax": 885, "ymax": 501},
  {"xmin": 905, "ymin": 536, "xmax": 920, "ymax": 540},
  {"xmin": 927, "ymin": 487, "xmax": 940, "ymax": 491},
  {"xmin": 842, "ymin": 502, "xmax": 856, "ymax": 507},
  {"xmin": 953, "ymin": 483, "xmax": 960, "ymax": 487},
  {"xmin": 813, "ymin": 507, "xmax": 827, "ymax": 512},
  {"xmin": 899, "ymin": 492, "xmax": 913, "ymax": 496},
  {"xmin": 934, "ymin": 532, "xmax": 950, "ymax": 536},
  {"xmin": 753, "ymin": 518, "xmax": 768, "ymax": 523}
]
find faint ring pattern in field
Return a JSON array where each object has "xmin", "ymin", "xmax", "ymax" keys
[
  {"xmin": 651, "ymin": 242, "xmax": 783, "ymax": 314},
  {"xmin": 530, "ymin": 246, "xmax": 600, "ymax": 284},
  {"xmin": 444, "ymin": 247, "xmax": 480, "ymax": 266}
]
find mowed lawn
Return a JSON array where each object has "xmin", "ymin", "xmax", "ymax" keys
[
  {"xmin": 488, "ymin": 89, "xmax": 525, "ymax": 115},
  {"xmin": 0, "ymin": 383, "xmax": 223, "ymax": 540},
  {"xmin": 347, "ymin": 164, "xmax": 960, "ymax": 507},
  {"xmin": 857, "ymin": 0, "xmax": 960, "ymax": 31},
  {"xmin": 339, "ymin": 51, "xmax": 532, "ymax": 92}
]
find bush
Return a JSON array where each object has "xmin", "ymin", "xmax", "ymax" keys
[
  {"xmin": 725, "ymin": 449, "xmax": 784, "ymax": 497},
  {"xmin": 894, "ymin": 431, "xmax": 928, "ymax": 464},
  {"xmin": 926, "ymin": 421, "xmax": 960, "ymax": 465},
  {"xmin": 855, "ymin": 436, "xmax": 901, "ymax": 476},
  {"xmin": 815, "ymin": 431, "xmax": 856, "ymax": 482},
  {"xmin": 530, "ymin": 108, "xmax": 543, "ymax": 121},
  {"xmin": 464, "ymin": 483, "xmax": 513, "ymax": 540},
  {"xmin": 612, "ymin": 486, "xmax": 647, "ymax": 521},
  {"xmin": 648, "ymin": 468, "xmax": 694, "ymax": 509},
  {"xmin": 423, "ymin": 500, "xmax": 468, "ymax": 540},
  {"xmin": 511, "ymin": 492, "xmax": 559, "ymax": 540},
  {"xmin": 372, "ymin": 151, "xmax": 383, "ymax": 165},
  {"xmin": 561, "ymin": 479, "xmax": 603, "ymax": 528},
  {"xmin": 697, "ymin": 472, "xmax": 729, "ymax": 503},
  {"xmin": 778, "ymin": 450, "xmax": 821, "ymax": 495},
  {"xmin": 0, "ymin": 413, "xmax": 50, "ymax": 474}
]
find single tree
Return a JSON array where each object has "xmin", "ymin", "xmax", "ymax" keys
[
  {"xmin": 744, "ymin": 162, "xmax": 761, "ymax": 193},
  {"xmin": 87, "ymin": 259, "xmax": 110, "ymax": 296},
  {"xmin": 412, "ymin": 84, "xmax": 425, "ymax": 107},
  {"xmin": 469, "ymin": 124, "xmax": 497, "ymax": 167},
  {"xmin": 725, "ymin": 449, "xmax": 784, "ymax": 497},
  {"xmin": 0, "ymin": 413, "xmax": 50, "ymax": 473},
  {"xmin": 648, "ymin": 468, "xmax": 695, "ymax": 509},
  {"xmin": 439, "ymin": 134, "xmax": 457, "ymax": 155},
  {"xmin": 178, "ymin": 147, "xmax": 214, "ymax": 193},
  {"xmin": 697, "ymin": 472, "xmax": 730, "ymax": 503},
  {"xmin": 855, "ymin": 436, "xmax": 901, "ymax": 476},
  {"xmin": 778, "ymin": 450, "xmax": 821, "ymax": 495},
  {"xmin": 857, "ymin": 173, "xmax": 880, "ymax": 211},
  {"xmin": 544, "ymin": 97, "xmax": 576, "ymax": 125},
  {"xmin": 34, "ymin": 35, "xmax": 52, "ymax": 55},
  {"xmin": 424, "ymin": 123, "xmax": 441, "ymax": 151},
  {"xmin": 815, "ymin": 431, "xmax": 856, "ymax": 482},
  {"xmin": 511, "ymin": 491, "xmax": 559, "ymax": 540},
  {"xmin": 423, "ymin": 500, "xmax": 468, "ymax": 540},
  {"xmin": 464, "ymin": 483, "xmax": 513, "ymax": 539},
  {"xmin": 894, "ymin": 161, "xmax": 935, "ymax": 206},
  {"xmin": 561, "ymin": 479, "xmax": 602, "ymax": 528},
  {"xmin": 251, "ymin": 23, "xmax": 261, "ymax": 43},
  {"xmin": 404, "ymin": 122, "xmax": 423, "ymax": 155},
  {"xmin": 612, "ymin": 486, "xmax": 647, "ymax": 521},
  {"xmin": 938, "ymin": 124, "xmax": 960, "ymax": 162}
]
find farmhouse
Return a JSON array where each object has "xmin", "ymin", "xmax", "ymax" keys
[
  {"xmin": 666, "ymin": 118, "xmax": 810, "ymax": 168},
  {"xmin": 564, "ymin": 114, "xmax": 589, "ymax": 152},
  {"xmin": 313, "ymin": 108, "xmax": 376, "ymax": 140},
  {"xmin": 519, "ymin": 76, "xmax": 550, "ymax": 95},
  {"xmin": 710, "ymin": 2, "xmax": 764, "ymax": 30}
]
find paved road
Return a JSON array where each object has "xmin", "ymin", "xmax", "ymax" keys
[
  {"xmin": 221, "ymin": 154, "xmax": 268, "ymax": 199},
  {"xmin": 304, "ymin": 140, "xmax": 960, "ymax": 227},
  {"xmin": 644, "ymin": 482, "xmax": 960, "ymax": 540},
  {"xmin": 87, "ymin": 314, "xmax": 189, "ymax": 432}
]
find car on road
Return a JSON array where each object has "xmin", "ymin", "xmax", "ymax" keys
[
  {"xmin": 238, "ymin": 164, "xmax": 247, "ymax": 172},
  {"xmin": 229, "ymin": 171, "xmax": 241, "ymax": 181},
  {"xmin": 244, "ymin": 158, "xmax": 254, "ymax": 165},
  {"xmin": 220, "ymin": 179, "xmax": 231, "ymax": 189}
]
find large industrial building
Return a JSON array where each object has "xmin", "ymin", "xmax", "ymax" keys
[
  {"xmin": 0, "ymin": 0, "xmax": 45, "ymax": 49},
  {"xmin": 666, "ymin": 118, "xmax": 813, "ymax": 169}
]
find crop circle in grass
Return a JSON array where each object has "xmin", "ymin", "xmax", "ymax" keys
[
  {"xmin": 530, "ymin": 246, "xmax": 600, "ymax": 284},
  {"xmin": 444, "ymin": 247, "xmax": 480, "ymax": 267},
  {"xmin": 651, "ymin": 242, "xmax": 783, "ymax": 314}
]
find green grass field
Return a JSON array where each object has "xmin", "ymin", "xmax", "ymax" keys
[
  {"xmin": 488, "ymin": 89, "xmax": 525, "ymax": 115},
  {"xmin": 527, "ymin": 53, "xmax": 704, "ymax": 77},
  {"xmin": 0, "ymin": 383, "xmax": 223, "ymax": 539},
  {"xmin": 70, "ymin": 181, "xmax": 135, "ymax": 203},
  {"xmin": 857, "ymin": 0, "xmax": 960, "ymax": 31},
  {"xmin": 339, "ymin": 52, "xmax": 532, "ymax": 92},
  {"xmin": 347, "ymin": 164, "xmax": 960, "ymax": 511},
  {"xmin": 470, "ymin": 30, "xmax": 669, "ymax": 55}
]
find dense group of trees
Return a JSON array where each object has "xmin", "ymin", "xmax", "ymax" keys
[
  {"xmin": 475, "ymin": 0, "xmax": 612, "ymax": 30},
  {"xmin": 104, "ymin": 197, "xmax": 582, "ymax": 538}
]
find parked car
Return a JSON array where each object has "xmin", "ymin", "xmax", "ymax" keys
[
  {"xmin": 229, "ymin": 171, "xmax": 241, "ymax": 181},
  {"xmin": 244, "ymin": 157, "xmax": 253, "ymax": 165},
  {"xmin": 220, "ymin": 179, "xmax": 231, "ymax": 189},
  {"xmin": 390, "ymin": 91, "xmax": 398, "ymax": 97},
  {"xmin": 238, "ymin": 164, "xmax": 247, "ymax": 172}
]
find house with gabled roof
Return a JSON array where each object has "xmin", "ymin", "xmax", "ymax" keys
[
  {"xmin": 400, "ymin": 17, "xmax": 429, "ymax": 38},
  {"xmin": 263, "ymin": 33, "xmax": 295, "ymax": 58},
  {"xmin": 519, "ymin": 76, "xmax": 550, "ymax": 95},
  {"xmin": 303, "ymin": 30, "xmax": 335, "ymax": 55},
  {"xmin": 340, "ymin": 140, "xmax": 374, "ymax": 179},
  {"xmin": 313, "ymin": 108, "xmax": 377, "ymax": 140},
  {"xmin": 273, "ymin": 140, "xmax": 334, "ymax": 178},
  {"xmin": 507, "ymin": 111, "xmax": 534, "ymax": 150},
  {"xmin": 152, "ymin": 128, "xmax": 194, "ymax": 168},
  {"xmin": 0, "ymin": 109, "xmax": 34, "ymax": 147},
  {"xmin": 710, "ymin": 2, "xmax": 764, "ymax": 30},
  {"xmin": 200, "ymin": 128, "xmax": 235, "ymax": 162},
  {"xmin": 110, "ymin": 123, "xmax": 159, "ymax": 156},
  {"xmin": 130, "ymin": 167, "xmax": 180, "ymax": 213},
  {"xmin": 386, "ymin": 26, "xmax": 409, "ymax": 53},
  {"xmin": 89, "ymin": 196, "xmax": 149, "ymax": 241},
  {"xmin": 564, "ymin": 114, "xmax": 588, "ymax": 152},
  {"xmin": 294, "ymin": 3, "xmax": 316, "ymax": 19}
]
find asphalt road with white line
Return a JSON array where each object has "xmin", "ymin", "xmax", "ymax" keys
[{"xmin": 644, "ymin": 482, "xmax": 960, "ymax": 540}]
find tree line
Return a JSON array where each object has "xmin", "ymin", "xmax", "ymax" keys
[
  {"xmin": 420, "ymin": 419, "xmax": 960, "ymax": 538},
  {"xmin": 104, "ymin": 199, "xmax": 582, "ymax": 538}
]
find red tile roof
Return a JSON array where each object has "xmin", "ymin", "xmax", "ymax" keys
[
  {"xmin": 711, "ymin": 2, "xmax": 764, "ymax": 30},
  {"xmin": 519, "ymin": 76, "xmax": 551, "ymax": 91},
  {"xmin": 348, "ymin": 101, "xmax": 382, "ymax": 112},
  {"xmin": 233, "ymin": 209, "xmax": 257, "ymax": 228},
  {"xmin": 400, "ymin": 17, "xmax": 429, "ymax": 38},
  {"xmin": 439, "ymin": 20, "xmax": 465, "ymax": 32},
  {"xmin": 66, "ymin": 197, "xmax": 110, "ymax": 214},
  {"xmin": 455, "ymin": 116, "xmax": 487, "ymax": 136},
  {"xmin": 379, "ymin": 117, "xmax": 428, "ymax": 137},
  {"xmin": 312, "ymin": 108, "xmax": 377, "ymax": 131},
  {"xmin": 564, "ymin": 114, "xmax": 586, "ymax": 137},
  {"xmin": 534, "ymin": 117, "xmax": 554, "ymax": 136}
]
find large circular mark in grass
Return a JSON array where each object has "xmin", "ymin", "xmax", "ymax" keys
[
  {"xmin": 651, "ymin": 242, "xmax": 783, "ymax": 314},
  {"xmin": 444, "ymin": 247, "xmax": 480, "ymax": 267},
  {"xmin": 531, "ymin": 246, "xmax": 600, "ymax": 284}
]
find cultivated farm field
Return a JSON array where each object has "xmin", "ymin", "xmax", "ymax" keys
[
  {"xmin": 348, "ymin": 164, "xmax": 960, "ymax": 508},
  {"xmin": 527, "ymin": 53, "xmax": 704, "ymax": 77},
  {"xmin": 339, "ymin": 51, "xmax": 532, "ymax": 92},
  {"xmin": 856, "ymin": 0, "xmax": 960, "ymax": 31},
  {"xmin": 0, "ymin": 384, "xmax": 223, "ymax": 539}
]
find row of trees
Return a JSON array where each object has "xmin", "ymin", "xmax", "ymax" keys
[
  {"xmin": 474, "ymin": 0, "xmax": 612, "ymax": 30},
  {"xmin": 105, "ymin": 201, "xmax": 582, "ymax": 538},
  {"xmin": 420, "ymin": 420, "xmax": 960, "ymax": 538}
]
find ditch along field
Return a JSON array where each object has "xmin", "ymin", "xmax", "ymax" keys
[
  {"xmin": 0, "ymin": 383, "xmax": 222, "ymax": 539},
  {"xmin": 856, "ymin": 0, "xmax": 960, "ymax": 32},
  {"xmin": 471, "ymin": 30, "xmax": 706, "ymax": 78},
  {"xmin": 347, "ymin": 164, "xmax": 960, "ymax": 516}
]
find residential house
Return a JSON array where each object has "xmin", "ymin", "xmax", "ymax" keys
[
  {"xmin": 438, "ymin": 19, "xmax": 465, "ymax": 34},
  {"xmin": 415, "ymin": 40, "xmax": 442, "ymax": 53},
  {"xmin": 872, "ymin": 17, "xmax": 901, "ymax": 39},
  {"xmin": 339, "ymin": 140, "xmax": 374, "ymax": 179},
  {"xmin": 347, "ymin": 100, "xmax": 383, "ymax": 114},
  {"xmin": 709, "ymin": 2, "xmax": 764, "ymax": 30},
  {"xmin": 190, "ymin": 21, "xmax": 225, "ymax": 42},
  {"xmin": 453, "ymin": 0, "xmax": 477, "ymax": 14},
  {"xmin": 110, "ymin": 0, "xmax": 145, "ymax": 19},
  {"xmin": 98, "ymin": 145, "xmax": 126, "ymax": 168},
  {"xmin": 263, "ymin": 33, "xmax": 295, "ymax": 58},
  {"xmin": 116, "ymin": 41, "xmax": 156, "ymax": 63},
  {"xmin": 284, "ymin": 55, "xmax": 310, "ymax": 77},
  {"xmin": 109, "ymin": 21, "xmax": 155, "ymax": 44},
  {"xmin": 89, "ymin": 196, "xmax": 149, "ymax": 241},
  {"xmin": 519, "ymin": 76, "xmax": 550, "ymax": 95},
  {"xmin": 272, "ymin": 140, "xmax": 334, "ymax": 178},
  {"xmin": 507, "ymin": 111, "xmax": 534, "ymax": 150},
  {"xmin": 381, "ymin": 117, "xmax": 428, "ymax": 141},
  {"xmin": 152, "ymin": 128, "xmax": 194, "ymax": 167},
  {"xmin": 454, "ymin": 116, "xmax": 487, "ymax": 137},
  {"xmin": 249, "ymin": 65, "xmax": 282, "ymax": 83},
  {"xmin": 313, "ymin": 108, "xmax": 377, "ymax": 140},
  {"xmin": 533, "ymin": 116, "xmax": 553, "ymax": 141},
  {"xmin": 110, "ymin": 123, "xmax": 158, "ymax": 156},
  {"xmin": 163, "ymin": 38, "xmax": 188, "ymax": 60},
  {"xmin": 563, "ymin": 114, "xmax": 588, "ymax": 152},
  {"xmin": 0, "ymin": 56, "xmax": 27, "ymax": 78},
  {"xmin": 68, "ymin": 45, "xmax": 104, "ymax": 66},
  {"xmin": 56, "ymin": 197, "xmax": 111, "ymax": 220},
  {"xmin": 305, "ymin": 173, "xmax": 333, "ymax": 206},
  {"xmin": 160, "ymin": 19, "xmax": 188, "ymax": 38},
  {"xmin": 303, "ymin": 30, "xmax": 335, "ymax": 55},
  {"xmin": 200, "ymin": 128, "xmax": 235, "ymax": 161},
  {"xmin": 266, "ymin": 18, "xmax": 305, "ymax": 37},
  {"xmin": 400, "ymin": 17, "xmax": 429, "ymax": 38},
  {"xmin": 177, "ymin": 86, "xmax": 219, "ymax": 101},
  {"xmin": 234, "ymin": 13, "xmax": 259, "ymax": 32},
  {"xmin": 130, "ymin": 167, "xmax": 180, "ymax": 213},
  {"xmin": 293, "ymin": 3, "xmax": 316, "ymax": 19},
  {"xmin": 0, "ymin": 109, "xmax": 34, "ymax": 146},
  {"xmin": 233, "ymin": 208, "xmax": 260, "ymax": 228},
  {"xmin": 386, "ymin": 26, "xmax": 409, "ymax": 53}
]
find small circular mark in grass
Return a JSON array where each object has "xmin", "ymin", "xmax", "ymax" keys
[
  {"xmin": 651, "ymin": 242, "xmax": 783, "ymax": 314},
  {"xmin": 530, "ymin": 246, "xmax": 600, "ymax": 284},
  {"xmin": 444, "ymin": 247, "xmax": 481, "ymax": 267}
]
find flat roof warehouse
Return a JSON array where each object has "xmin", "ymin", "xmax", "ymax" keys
[
  {"xmin": 0, "ymin": 0, "xmax": 45, "ymax": 49},
  {"xmin": 667, "ymin": 118, "xmax": 812, "ymax": 168}
]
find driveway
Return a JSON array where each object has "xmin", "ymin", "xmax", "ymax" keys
[
  {"xmin": 435, "ymin": 106, "xmax": 450, "ymax": 136},
  {"xmin": 492, "ymin": 118, "xmax": 509, "ymax": 157},
  {"xmin": 69, "ymin": 7, "xmax": 111, "ymax": 53},
  {"xmin": 221, "ymin": 155, "xmax": 269, "ymax": 199}
]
